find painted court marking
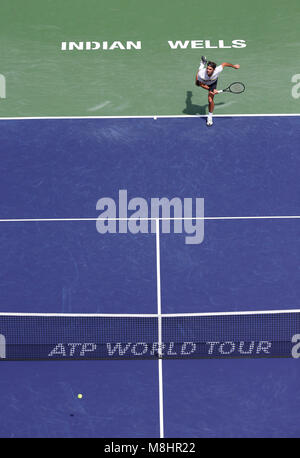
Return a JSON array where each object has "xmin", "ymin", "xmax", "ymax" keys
[
  {"xmin": 0, "ymin": 113, "xmax": 299, "ymax": 121},
  {"xmin": 0, "ymin": 215, "xmax": 300, "ymax": 223}
]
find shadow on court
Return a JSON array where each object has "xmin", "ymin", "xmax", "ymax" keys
[{"xmin": 183, "ymin": 91, "xmax": 225, "ymax": 119}]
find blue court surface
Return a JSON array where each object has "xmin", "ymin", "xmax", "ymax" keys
[{"xmin": 0, "ymin": 116, "xmax": 300, "ymax": 437}]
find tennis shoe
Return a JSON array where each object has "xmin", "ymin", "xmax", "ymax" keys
[{"xmin": 206, "ymin": 116, "xmax": 213, "ymax": 126}]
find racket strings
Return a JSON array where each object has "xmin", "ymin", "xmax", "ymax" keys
[{"xmin": 229, "ymin": 82, "xmax": 245, "ymax": 93}]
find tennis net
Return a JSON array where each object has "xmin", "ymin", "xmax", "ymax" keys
[{"xmin": 0, "ymin": 310, "xmax": 299, "ymax": 360}]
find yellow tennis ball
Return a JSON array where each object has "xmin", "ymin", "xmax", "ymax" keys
[{"xmin": 78, "ymin": 394, "xmax": 83, "ymax": 399}]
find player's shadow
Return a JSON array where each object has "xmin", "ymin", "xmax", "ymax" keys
[{"xmin": 183, "ymin": 91, "xmax": 224, "ymax": 118}]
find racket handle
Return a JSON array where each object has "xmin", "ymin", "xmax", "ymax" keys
[{"xmin": 218, "ymin": 90, "xmax": 223, "ymax": 93}]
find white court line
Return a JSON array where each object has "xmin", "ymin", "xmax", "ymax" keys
[
  {"xmin": 155, "ymin": 218, "xmax": 164, "ymax": 439},
  {"xmin": 158, "ymin": 358, "xmax": 164, "ymax": 439},
  {"xmin": 0, "ymin": 309, "xmax": 299, "ymax": 317},
  {"xmin": 156, "ymin": 218, "xmax": 163, "ymax": 352},
  {"xmin": 0, "ymin": 113, "xmax": 299, "ymax": 121},
  {"xmin": 0, "ymin": 215, "xmax": 300, "ymax": 223}
]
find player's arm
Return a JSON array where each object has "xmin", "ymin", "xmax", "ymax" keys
[
  {"xmin": 195, "ymin": 72, "xmax": 211, "ymax": 89},
  {"xmin": 195, "ymin": 73, "xmax": 208, "ymax": 89},
  {"xmin": 196, "ymin": 81, "xmax": 211, "ymax": 90},
  {"xmin": 221, "ymin": 62, "xmax": 240, "ymax": 69}
]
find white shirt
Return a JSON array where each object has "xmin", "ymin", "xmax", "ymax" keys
[{"xmin": 197, "ymin": 64, "xmax": 223, "ymax": 85}]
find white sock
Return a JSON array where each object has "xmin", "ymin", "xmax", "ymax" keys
[{"xmin": 208, "ymin": 112, "xmax": 213, "ymax": 118}]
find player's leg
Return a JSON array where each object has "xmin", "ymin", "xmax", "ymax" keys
[
  {"xmin": 196, "ymin": 56, "xmax": 207, "ymax": 86},
  {"xmin": 207, "ymin": 80, "xmax": 218, "ymax": 126},
  {"xmin": 208, "ymin": 91, "xmax": 215, "ymax": 112},
  {"xmin": 199, "ymin": 55, "xmax": 207, "ymax": 70},
  {"xmin": 207, "ymin": 91, "xmax": 215, "ymax": 126}
]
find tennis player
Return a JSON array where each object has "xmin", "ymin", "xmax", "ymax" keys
[{"xmin": 195, "ymin": 56, "xmax": 240, "ymax": 126}]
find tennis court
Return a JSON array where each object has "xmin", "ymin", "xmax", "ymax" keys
[{"xmin": 0, "ymin": 0, "xmax": 300, "ymax": 438}]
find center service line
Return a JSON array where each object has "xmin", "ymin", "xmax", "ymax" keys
[{"xmin": 155, "ymin": 218, "xmax": 164, "ymax": 439}]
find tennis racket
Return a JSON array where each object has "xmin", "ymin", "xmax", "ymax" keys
[{"xmin": 218, "ymin": 82, "xmax": 245, "ymax": 94}]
